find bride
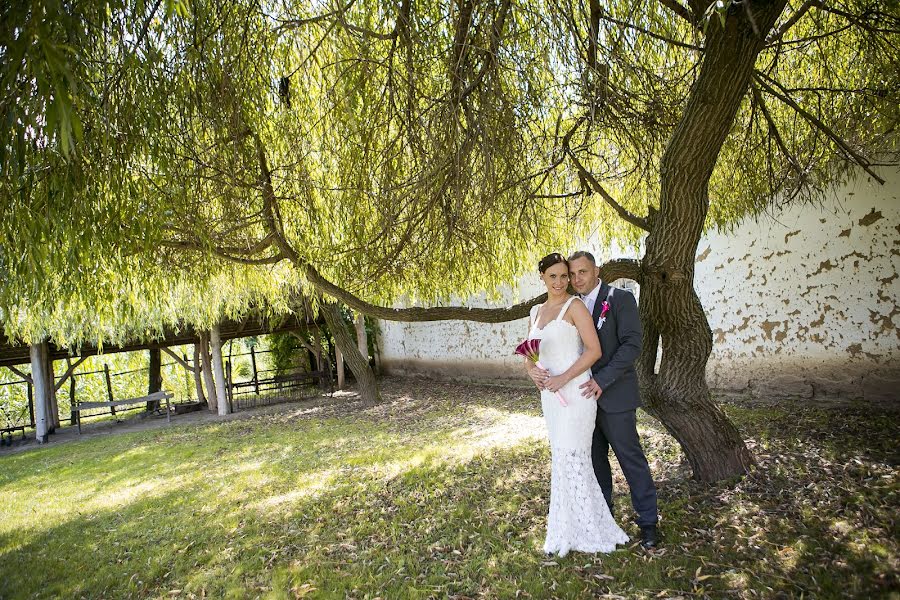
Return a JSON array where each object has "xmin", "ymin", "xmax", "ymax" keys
[{"xmin": 525, "ymin": 253, "xmax": 629, "ymax": 557}]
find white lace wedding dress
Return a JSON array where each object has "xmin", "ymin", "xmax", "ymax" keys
[{"xmin": 529, "ymin": 297, "xmax": 629, "ymax": 557}]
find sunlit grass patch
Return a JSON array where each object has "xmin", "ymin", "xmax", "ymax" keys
[{"xmin": 0, "ymin": 379, "xmax": 896, "ymax": 599}]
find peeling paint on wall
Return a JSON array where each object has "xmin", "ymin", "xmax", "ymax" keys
[
  {"xmin": 693, "ymin": 171, "xmax": 899, "ymax": 402},
  {"xmin": 858, "ymin": 208, "xmax": 883, "ymax": 226},
  {"xmin": 378, "ymin": 169, "xmax": 900, "ymax": 403}
]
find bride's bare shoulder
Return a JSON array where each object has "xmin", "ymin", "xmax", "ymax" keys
[{"xmin": 566, "ymin": 297, "xmax": 590, "ymax": 316}]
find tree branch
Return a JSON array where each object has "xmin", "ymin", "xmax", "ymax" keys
[
  {"xmin": 335, "ymin": 16, "xmax": 400, "ymax": 40},
  {"xmin": 288, "ymin": 331, "xmax": 319, "ymax": 358},
  {"xmin": 767, "ymin": 0, "xmax": 819, "ymax": 44},
  {"xmin": 458, "ymin": 0, "xmax": 511, "ymax": 102},
  {"xmin": 750, "ymin": 84, "xmax": 803, "ymax": 176},
  {"xmin": 274, "ymin": 0, "xmax": 355, "ymax": 32},
  {"xmin": 237, "ymin": 114, "xmax": 646, "ymax": 325},
  {"xmin": 161, "ymin": 240, "xmax": 287, "ymax": 265},
  {"xmin": 562, "ymin": 118, "xmax": 651, "ymax": 231},
  {"xmin": 297, "ymin": 258, "xmax": 642, "ymax": 322},
  {"xmin": 754, "ymin": 72, "xmax": 886, "ymax": 184},
  {"xmin": 598, "ymin": 8, "xmax": 703, "ymax": 51},
  {"xmin": 276, "ymin": 0, "xmax": 403, "ymax": 40},
  {"xmin": 766, "ymin": 24, "xmax": 852, "ymax": 48},
  {"xmin": 103, "ymin": 0, "xmax": 163, "ymax": 104},
  {"xmin": 588, "ymin": 0, "xmax": 602, "ymax": 71},
  {"xmin": 658, "ymin": 0, "xmax": 697, "ymax": 26},
  {"xmin": 450, "ymin": 0, "xmax": 477, "ymax": 101},
  {"xmin": 817, "ymin": 5, "xmax": 900, "ymax": 35},
  {"xmin": 767, "ymin": 1, "xmax": 900, "ymax": 44},
  {"xmin": 249, "ymin": 129, "xmax": 302, "ymax": 262}
]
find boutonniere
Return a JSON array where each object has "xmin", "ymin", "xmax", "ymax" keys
[{"xmin": 596, "ymin": 301, "xmax": 610, "ymax": 330}]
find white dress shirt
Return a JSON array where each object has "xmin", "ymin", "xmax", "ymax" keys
[{"xmin": 580, "ymin": 280, "xmax": 604, "ymax": 316}]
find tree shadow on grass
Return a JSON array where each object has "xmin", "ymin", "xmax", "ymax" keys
[
  {"xmin": 0, "ymin": 431, "xmax": 732, "ymax": 600},
  {"xmin": 6, "ymin": 432, "xmax": 891, "ymax": 599},
  {"xmin": 653, "ymin": 403, "xmax": 899, "ymax": 598},
  {"xmin": 0, "ymin": 382, "xmax": 895, "ymax": 599}
]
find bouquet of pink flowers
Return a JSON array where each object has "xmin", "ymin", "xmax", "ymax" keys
[{"xmin": 514, "ymin": 338, "xmax": 568, "ymax": 407}]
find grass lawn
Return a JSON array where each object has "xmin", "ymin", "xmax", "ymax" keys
[{"xmin": 0, "ymin": 378, "xmax": 896, "ymax": 599}]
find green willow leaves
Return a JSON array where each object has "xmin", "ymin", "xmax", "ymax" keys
[{"xmin": 1, "ymin": 0, "xmax": 897, "ymax": 345}]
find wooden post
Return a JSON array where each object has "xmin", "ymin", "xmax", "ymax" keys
[
  {"xmin": 315, "ymin": 327, "xmax": 334, "ymax": 390},
  {"xmin": 29, "ymin": 343, "xmax": 49, "ymax": 443},
  {"xmin": 226, "ymin": 361, "xmax": 234, "ymax": 411},
  {"xmin": 68, "ymin": 358, "xmax": 77, "ymax": 426},
  {"xmin": 43, "ymin": 345, "xmax": 60, "ymax": 431},
  {"xmin": 210, "ymin": 325, "xmax": 229, "ymax": 416},
  {"xmin": 27, "ymin": 382, "xmax": 34, "ymax": 427},
  {"xmin": 355, "ymin": 314, "xmax": 368, "ymax": 363},
  {"xmin": 250, "ymin": 346, "xmax": 260, "ymax": 395},
  {"xmin": 183, "ymin": 352, "xmax": 192, "ymax": 400},
  {"xmin": 192, "ymin": 345, "xmax": 206, "ymax": 405},
  {"xmin": 372, "ymin": 329, "xmax": 382, "ymax": 376},
  {"xmin": 336, "ymin": 347, "xmax": 345, "ymax": 390},
  {"xmin": 103, "ymin": 363, "xmax": 117, "ymax": 419},
  {"xmin": 199, "ymin": 332, "xmax": 217, "ymax": 412},
  {"xmin": 147, "ymin": 348, "xmax": 162, "ymax": 411}
]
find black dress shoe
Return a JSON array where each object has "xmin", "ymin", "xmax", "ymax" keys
[{"xmin": 639, "ymin": 525, "xmax": 659, "ymax": 549}]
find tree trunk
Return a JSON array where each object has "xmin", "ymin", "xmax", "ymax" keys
[
  {"xmin": 290, "ymin": 330, "xmax": 326, "ymax": 377},
  {"xmin": 336, "ymin": 347, "xmax": 345, "ymax": 390},
  {"xmin": 313, "ymin": 326, "xmax": 334, "ymax": 390},
  {"xmin": 147, "ymin": 348, "xmax": 162, "ymax": 411},
  {"xmin": 322, "ymin": 302, "xmax": 379, "ymax": 402},
  {"xmin": 192, "ymin": 344, "xmax": 207, "ymax": 405},
  {"xmin": 44, "ymin": 348, "xmax": 60, "ymax": 431},
  {"xmin": 210, "ymin": 324, "xmax": 230, "ymax": 415},
  {"xmin": 199, "ymin": 332, "xmax": 218, "ymax": 412},
  {"xmin": 104, "ymin": 363, "xmax": 117, "ymax": 419},
  {"xmin": 638, "ymin": 0, "xmax": 787, "ymax": 481},
  {"xmin": 68, "ymin": 358, "xmax": 77, "ymax": 426}
]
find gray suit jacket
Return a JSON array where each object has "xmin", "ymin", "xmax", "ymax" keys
[{"xmin": 590, "ymin": 282, "xmax": 643, "ymax": 413}]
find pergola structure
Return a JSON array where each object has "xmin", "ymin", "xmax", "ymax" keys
[{"xmin": 0, "ymin": 314, "xmax": 313, "ymax": 443}]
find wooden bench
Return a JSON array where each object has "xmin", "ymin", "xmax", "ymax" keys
[
  {"xmin": 1, "ymin": 404, "xmax": 31, "ymax": 445},
  {"xmin": 73, "ymin": 391, "xmax": 173, "ymax": 433},
  {"xmin": 0, "ymin": 425, "xmax": 27, "ymax": 446}
]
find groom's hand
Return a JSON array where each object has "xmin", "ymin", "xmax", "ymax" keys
[
  {"xmin": 579, "ymin": 379, "xmax": 603, "ymax": 400},
  {"xmin": 527, "ymin": 364, "xmax": 550, "ymax": 390}
]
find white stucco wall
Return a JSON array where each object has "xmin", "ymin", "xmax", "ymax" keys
[{"xmin": 377, "ymin": 169, "xmax": 900, "ymax": 402}]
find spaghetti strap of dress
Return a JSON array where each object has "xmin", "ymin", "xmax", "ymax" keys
[
  {"xmin": 529, "ymin": 303, "xmax": 543, "ymax": 331},
  {"xmin": 555, "ymin": 296, "xmax": 578, "ymax": 322}
]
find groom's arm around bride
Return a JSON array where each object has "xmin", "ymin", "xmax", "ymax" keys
[{"xmin": 578, "ymin": 286, "xmax": 642, "ymax": 404}]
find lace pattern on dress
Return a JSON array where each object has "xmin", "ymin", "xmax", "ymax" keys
[
  {"xmin": 530, "ymin": 295, "xmax": 628, "ymax": 557},
  {"xmin": 543, "ymin": 447, "xmax": 630, "ymax": 557}
]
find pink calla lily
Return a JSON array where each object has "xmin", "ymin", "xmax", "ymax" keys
[{"xmin": 515, "ymin": 338, "xmax": 567, "ymax": 407}]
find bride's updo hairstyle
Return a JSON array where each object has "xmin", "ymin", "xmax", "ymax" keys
[{"xmin": 538, "ymin": 252, "xmax": 568, "ymax": 273}]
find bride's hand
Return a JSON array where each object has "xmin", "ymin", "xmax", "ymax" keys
[
  {"xmin": 527, "ymin": 364, "xmax": 550, "ymax": 390},
  {"xmin": 545, "ymin": 375, "xmax": 567, "ymax": 393}
]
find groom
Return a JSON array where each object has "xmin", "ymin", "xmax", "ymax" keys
[{"xmin": 529, "ymin": 250, "xmax": 659, "ymax": 549}]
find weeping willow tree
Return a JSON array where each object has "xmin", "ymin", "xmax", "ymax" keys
[{"xmin": 2, "ymin": 0, "xmax": 897, "ymax": 479}]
